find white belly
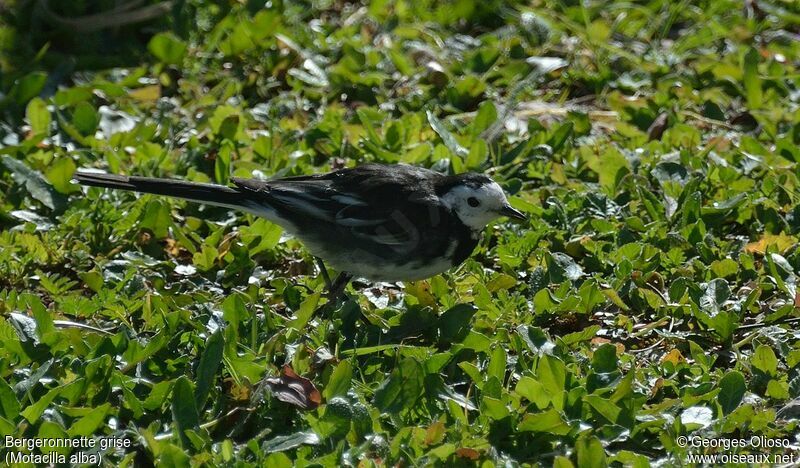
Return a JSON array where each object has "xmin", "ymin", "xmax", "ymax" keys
[{"xmin": 301, "ymin": 238, "xmax": 457, "ymax": 281}]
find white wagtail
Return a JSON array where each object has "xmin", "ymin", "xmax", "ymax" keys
[{"xmin": 74, "ymin": 164, "xmax": 526, "ymax": 295}]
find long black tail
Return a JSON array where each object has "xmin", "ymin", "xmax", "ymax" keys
[{"xmin": 73, "ymin": 171, "xmax": 249, "ymax": 210}]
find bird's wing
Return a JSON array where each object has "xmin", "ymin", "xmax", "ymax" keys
[
  {"xmin": 334, "ymin": 203, "xmax": 421, "ymax": 247},
  {"xmin": 232, "ymin": 170, "xmax": 431, "ymax": 247},
  {"xmin": 232, "ymin": 176, "xmax": 339, "ymax": 222}
]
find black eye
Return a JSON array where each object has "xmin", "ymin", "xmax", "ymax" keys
[{"xmin": 467, "ymin": 197, "xmax": 480, "ymax": 207}]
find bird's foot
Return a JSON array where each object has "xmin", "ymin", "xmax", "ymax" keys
[{"xmin": 326, "ymin": 272, "xmax": 353, "ymax": 304}]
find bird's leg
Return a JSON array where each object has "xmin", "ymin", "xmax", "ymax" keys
[
  {"xmin": 314, "ymin": 257, "xmax": 352, "ymax": 303},
  {"xmin": 327, "ymin": 272, "xmax": 353, "ymax": 303},
  {"xmin": 315, "ymin": 257, "xmax": 333, "ymax": 290}
]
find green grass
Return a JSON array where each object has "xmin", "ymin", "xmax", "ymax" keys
[{"xmin": 1, "ymin": 0, "xmax": 800, "ymax": 465}]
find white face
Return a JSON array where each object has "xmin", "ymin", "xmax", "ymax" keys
[{"xmin": 441, "ymin": 181, "xmax": 511, "ymax": 231}]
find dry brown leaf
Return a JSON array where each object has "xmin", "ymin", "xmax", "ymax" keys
[
  {"xmin": 744, "ymin": 233, "xmax": 796, "ymax": 255},
  {"xmin": 647, "ymin": 112, "xmax": 669, "ymax": 141},
  {"xmin": 223, "ymin": 377, "xmax": 251, "ymax": 402},
  {"xmin": 456, "ymin": 448, "xmax": 481, "ymax": 460},
  {"xmin": 129, "ymin": 85, "xmax": 161, "ymax": 102},
  {"xmin": 164, "ymin": 238, "xmax": 181, "ymax": 257},
  {"xmin": 264, "ymin": 365, "xmax": 321, "ymax": 410},
  {"xmin": 650, "ymin": 377, "xmax": 664, "ymax": 398},
  {"xmin": 405, "ymin": 280, "xmax": 437, "ymax": 308},
  {"xmin": 424, "ymin": 421, "xmax": 445, "ymax": 446},
  {"xmin": 661, "ymin": 349, "xmax": 685, "ymax": 365}
]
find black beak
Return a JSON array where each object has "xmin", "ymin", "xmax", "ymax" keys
[{"xmin": 500, "ymin": 203, "xmax": 527, "ymax": 221}]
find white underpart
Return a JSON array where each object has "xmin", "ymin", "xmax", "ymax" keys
[
  {"xmin": 166, "ymin": 195, "xmax": 277, "ymax": 222},
  {"xmin": 217, "ymin": 198, "xmax": 302, "ymax": 239},
  {"xmin": 440, "ymin": 181, "xmax": 509, "ymax": 231},
  {"xmin": 301, "ymin": 238, "xmax": 460, "ymax": 281}
]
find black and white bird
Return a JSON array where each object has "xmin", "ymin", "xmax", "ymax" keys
[{"xmin": 74, "ymin": 164, "xmax": 526, "ymax": 294}]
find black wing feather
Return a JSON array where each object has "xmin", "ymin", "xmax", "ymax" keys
[{"xmin": 231, "ymin": 164, "xmax": 446, "ymax": 248}]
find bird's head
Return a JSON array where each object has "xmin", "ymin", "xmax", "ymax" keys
[{"xmin": 440, "ymin": 174, "xmax": 526, "ymax": 231}]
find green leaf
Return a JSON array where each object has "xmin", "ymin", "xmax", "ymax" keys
[
  {"xmin": 446, "ymin": 75, "xmax": 486, "ymax": 110},
  {"xmin": 472, "ymin": 101, "xmax": 497, "ymax": 137},
  {"xmin": 438, "ymin": 304, "xmax": 477, "ymax": 343},
  {"xmin": 487, "ymin": 346, "xmax": 507, "ymax": 383},
  {"xmin": 699, "ymin": 278, "xmax": 731, "ymax": 316},
  {"xmin": 218, "ymin": 114, "xmax": 240, "ymax": 141},
  {"xmin": 288, "ymin": 293, "xmax": 320, "ymax": 330},
  {"xmin": 583, "ymin": 146, "xmax": 629, "ymax": 192},
  {"xmin": 239, "ymin": 218, "xmax": 283, "ymax": 255},
  {"xmin": 766, "ymin": 379, "xmax": 790, "ymax": 400},
  {"xmin": 2, "ymin": 155, "xmax": 66, "ymax": 211},
  {"xmin": 465, "ymin": 140, "xmax": 488, "ymax": 169},
  {"xmin": 578, "ymin": 281, "xmax": 606, "ymax": 314},
  {"xmin": 148, "ymin": 32, "xmax": 187, "ymax": 64},
  {"xmin": 68, "ymin": 403, "xmax": 111, "ymax": 437},
  {"xmin": 195, "ymin": 330, "xmax": 224, "ymax": 409},
  {"xmin": 20, "ymin": 387, "xmax": 59, "ymax": 424},
  {"xmin": 515, "ymin": 376, "xmax": 550, "ymax": 409},
  {"xmin": 316, "ymin": 396, "xmax": 352, "ymax": 438},
  {"xmin": 215, "ymin": 142, "xmax": 232, "ymax": 185},
  {"xmin": 591, "ymin": 344, "xmax": 618, "ymax": 373},
  {"xmin": 222, "ymin": 294, "xmax": 248, "ymax": 333},
  {"xmin": 537, "ymin": 355, "xmax": 566, "ymax": 410},
  {"xmin": 72, "ymin": 102, "xmax": 99, "ymax": 135},
  {"xmin": 481, "ymin": 396, "xmax": 509, "ymax": 420},
  {"xmin": 139, "ymin": 199, "xmax": 171, "ymax": 238},
  {"xmin": 38, "ymin": 420, "xmax": 70, "ymax": 455},
  {"xmin": 742, "ymin": 47, "xmax": 762, "ymax": 110},
  {"xmin": 324, "ymin": 360, "xmax": 353, "ymax": 400},
  {"xmin": 751, "ymin": 345, "xmax": 777, "ymax": 376},
  {"xmin": 29, "ymin": 294, "xmax": 55, "ymax": 336},
  {"xmin": 55, "ymin": 87, "xmax": 92, "ymax": 106},
  {"xmin": 554, "ymin": 456, "xmax": 576, "ymax": 468},
  {"xmin": 680, "ymin": 191, "xmax": 702, "ymax": 227},
  {"xmin": 45, "ymin": 156, "xmax": 77, "ymax": 194},
  {"xmin": 0, "ymin": 378, "xmax": 20, "ymax": 421},
  {"xmin": 459, "ymin": 331, "xmax": 492, "ymax": 352},
  {"xmin": 458, "ymin": 362, "xmax": 483, "ymax": 387},
  {"xmin": 160, "ymin": 443, "xmax": 191, "ymax": 466},
  {"xmin": 26, "ymin": 97, "xmax": 50, "ymax": 135},
  {"xmin": 171, "ymin": 376, "xmax": 200, "ymax": 447},
  {"xmin": 12, "ymin": 71, "xmax": 47, "ymax": 104},
  {"xmin": 518, "ymin": 325, "xmax": 556, "ymax": 355},
  {"xmin": 356, "ymin": 108, "xmax": 382, "ymax": 145},
  {"xmin": 373, "ymin": 358, "xmax": 424, "ymax": 413},
  {"xmin": 427, "ymin": 110, "xmax": 467, "ymax": 157},
  {"xmin": 706, "ymin": 311, "xmax": 738, "ymax": 343},
  {"xmin": 576, "ymin": 435, "xmax": 608, "ymax": 468},
  {"xmin": 557, "ymin": 325, "xmax": 602, "ymax": 346},
  {"xmin": 547, "ymin": 122, "xmax": 573, "ymax": 152},
  {"xmin": 718, "ymin": 371, "xmax": 746, "ymax": 415},
  {"xmin": 487, "ymin": 273, "xmax": 516, "ymax": 292},
  {"xmin": 710, "ymin": 258, "xmax": 739, "ymax": 278},
  {"xmin": 193, "ymin": 244, "xmax": 218, "ymax": 271},
  {"xmin": 143, "ymin": 381, "xmax": 173, "ymax": 411},
  {"xmin": 518, "ymin": 408, "xmax": 571, "ymax": 434},
  {"xmin": 547, "ymin": 252, "xmax": 584, "ymax": 282},
  {"xmin": 585, "ymin": 394, "xmax": 621, "ymax": 423}
]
